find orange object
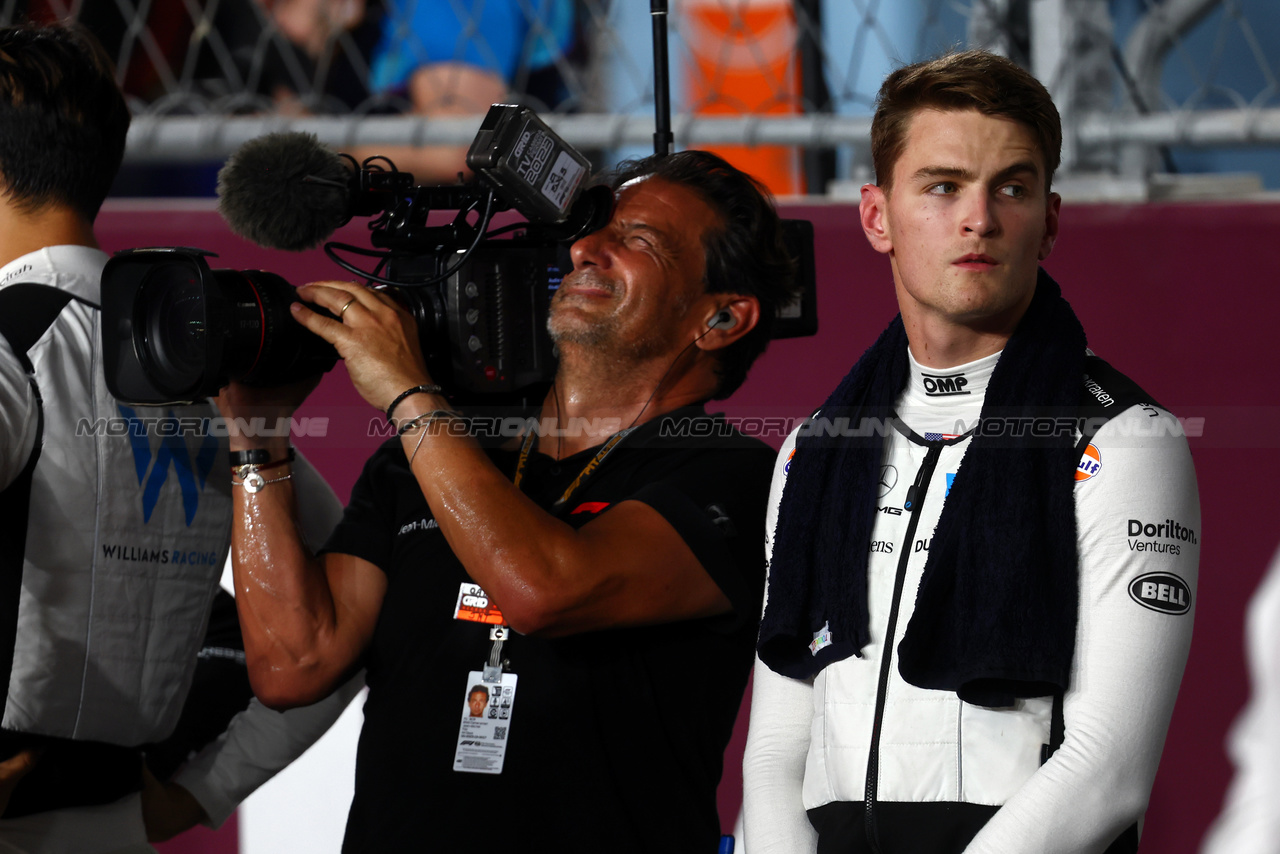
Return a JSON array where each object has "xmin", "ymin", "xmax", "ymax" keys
[{"xmin": 683, "ymin": 0, "xmax": 804, "ymax": 195}]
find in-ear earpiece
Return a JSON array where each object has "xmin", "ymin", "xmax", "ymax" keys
[{"xmin": 707, "ymin": 310, "xmax": 736, "ymax": 330}]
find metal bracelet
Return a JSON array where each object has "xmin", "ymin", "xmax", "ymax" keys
[
  {"xmin": 396, "ymin": 408, "xmax": 462, "ymax": 436},
  {"xmin": 232, "ymin": 472, "xmax": 293, "ymax": 494}
]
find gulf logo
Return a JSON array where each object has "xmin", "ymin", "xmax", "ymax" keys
[
  {"xmin": 1075, "ymin": 444, "xmax": 1102, "ymax": 482},
  {"xmin": 784, "ymin": 448, "xmax": 796, "ymax": 474}
]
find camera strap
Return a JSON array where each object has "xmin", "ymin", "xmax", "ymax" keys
[
  {"xmin": 0, "ymin": 285, "xmax": 148, "ymax": 807},
  {"xmin": 0, "ymin": 285, "xmax": 73, "ymax": 744}
]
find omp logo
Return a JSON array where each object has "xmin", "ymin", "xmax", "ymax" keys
[
  {"xmin": 1076, "ymin": 444, "xmax": 1102, "ymax": 482},
  {"xmin": 119, "ymin": 405, "xmax": 218, "ymax": 525},
  {"xmin": 922, "ymin": 373, "xmax": 969, "ymax": 396},
  {"xmin": 1128, "ymin": 572, "xmax": 1192, "ymax": 615}
]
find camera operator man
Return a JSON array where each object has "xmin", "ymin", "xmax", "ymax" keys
[
  {"xmin": 215, "ymin": 149, "xmax": 796, "ymax": 851},
  {"xmin": 0, "ymin": 22, "xmax": 358, "ymax": 851},
  {"xmin": 743, "ymin": 50, "xmax": 1199, "ymax": 853}
]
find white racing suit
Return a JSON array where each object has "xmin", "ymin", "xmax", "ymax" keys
[{"xmin": 744, "ymin": 349, "xmax": 1200, "ymax": 854}]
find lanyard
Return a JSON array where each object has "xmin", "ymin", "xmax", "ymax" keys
[
  {"xmin": 512, "ymin": 424, "xmax": 638, "ymax": 509},
  {"xmin": 481, "ymin": 424, "xmax": 638, "ymax": 682}
]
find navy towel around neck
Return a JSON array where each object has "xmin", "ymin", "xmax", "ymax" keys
[{"xmin": 759, "ymin": 270, "xmax": 1086, "ymax": 706}]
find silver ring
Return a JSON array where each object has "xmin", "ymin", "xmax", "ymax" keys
[{"xmin": 339, "ymin": 296, "xmax": 358, "ymax": 318}]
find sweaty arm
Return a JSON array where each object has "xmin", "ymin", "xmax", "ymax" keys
[
  {"xmin": 964, "ymin": 407, "xmax": 1200, "ymax": 853},
  {"xmin": 289, "ymin": 281, "xmax": 736, "ymax": 639},
  {"xmin": 167, "ymin": 452, "xmax": 365, "ymax": 826},
  {"xmin": 398, "ymin": 418, "xmax": 732, "ymax": 636},
  {"xmin": 743, "ymin": 430, "xmax": 820, "ymax": 853},
  {"xmin": 216, "ymin": 383, "xmax": 386, "ymax": 710}
]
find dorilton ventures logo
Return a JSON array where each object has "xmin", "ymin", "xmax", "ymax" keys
[
  {"xmin": 1128, "ymin": 572, "xmax": 1192, "ymax": 615},
  {"xmin": 1128, "ymin": 518, "xmax": 1198, "ymax": 543},
  {"xmin": 1127, "ymin": 517, "xmax": 1198, "ymax": 556},
  {"xmin": 119, "ymin": 405, "xmax": 219, "ymax": 525},
  {"xmin": 921, "ymin": 373, "xmax": 969, "ymax": 396}
]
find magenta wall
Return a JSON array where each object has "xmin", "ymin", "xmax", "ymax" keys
[{"xmin": 103, "ymin": 198, "xmax": 1279, "ymax": 852}]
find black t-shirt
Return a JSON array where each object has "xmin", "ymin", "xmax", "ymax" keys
[{"xmin": 324, "ymin": 407, "xmax": 774, "ymax": 853}]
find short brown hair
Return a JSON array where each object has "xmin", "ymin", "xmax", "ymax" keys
[{"xmin": 870, "ymin": 50, "xmax": 1061, "ymax": 193}]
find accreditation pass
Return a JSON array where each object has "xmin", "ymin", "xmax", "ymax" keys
[{"xmin": 453, "ymin": 671, "xmax": 518, "ymax": 774}]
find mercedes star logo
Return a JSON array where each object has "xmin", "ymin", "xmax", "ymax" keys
[{"xmin": 878, "ymin": 465, "xmax": 898, "ymax": 497}]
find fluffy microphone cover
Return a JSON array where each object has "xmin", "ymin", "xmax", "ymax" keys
[{"xmin": 217, "ymin": 132, "xmax": 352, "ymax": 251}]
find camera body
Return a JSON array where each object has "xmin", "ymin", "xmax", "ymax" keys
[
  {"xmin": 101, "ymin": 104, "xmax": 819, "ymax": 408},
  {"xmin": 102, "ymin": 105, "xmax": 595, "ymax": 407}
]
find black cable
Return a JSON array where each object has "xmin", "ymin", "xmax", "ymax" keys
[
  {"xmin": 552, "ymin": 380, "xmax": 564, "ymax": 460},
  {"xmin": 321, "ymin": 189, "xmax": 499, "ymax": 288},
  {"xmin": 627, "ymin": 320, "xmax": 721, "ymax": 430}
]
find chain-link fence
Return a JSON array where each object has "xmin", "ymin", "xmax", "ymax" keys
[{"xmin": 4, "ymin": 0, "xmax": 1277, "ymax": 196}]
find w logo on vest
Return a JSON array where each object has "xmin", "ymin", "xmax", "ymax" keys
[{"xmin": 118, "ymin": 405, "xmax": 219, "ymax": 525}]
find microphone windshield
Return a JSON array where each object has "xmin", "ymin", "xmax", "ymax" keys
[{"xmin": 217, "ymin": 132, "xmax": 352, "ymax": 251}]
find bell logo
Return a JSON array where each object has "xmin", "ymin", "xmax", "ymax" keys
[
  {"xmin": 1128, "ymin": 572, "xmax": 1192, "ymax": 615},
  {"xmin": 1076, "ymin": 444, "xmax": 1102, "ymax": 482},
  {"xmin": 921, "ymin": 373, "xmax": 970, "ymax": 396}
]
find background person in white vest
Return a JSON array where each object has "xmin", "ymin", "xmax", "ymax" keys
[{"xmin": 0, "ymin": 22, "xmax": 356, "ymax": 853}]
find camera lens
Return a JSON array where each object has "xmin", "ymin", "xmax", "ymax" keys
[{"xmin": 136, "ymin": 263, "xmax": 208, "ymax": 394}]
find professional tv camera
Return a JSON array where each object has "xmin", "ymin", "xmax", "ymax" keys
[
  {"xmin": 101, "ymin": 105, "xmax": 816, "ymax": 409},
  {"xmin": 101, "ymin": 105, "xmax": 612, "ymax": 407}
]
